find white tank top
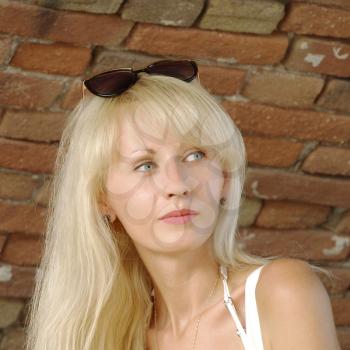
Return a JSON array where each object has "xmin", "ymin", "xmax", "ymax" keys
[{"xmin": 220, "ymin": 264, "xmax": 266, "ymax": 350}]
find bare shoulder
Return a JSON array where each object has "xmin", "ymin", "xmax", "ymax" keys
[{"xmin": 256, "ymin": 258, "xmax": 341, "ymax": 350}]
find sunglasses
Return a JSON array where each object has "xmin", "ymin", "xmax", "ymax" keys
[{"xmin": 83, "ymin": 59, "xmax": 198, "ymax": 98}]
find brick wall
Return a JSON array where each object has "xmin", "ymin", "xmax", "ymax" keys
[{"xmin": 0, "ymin": 0, "xmax": 349, "ymax": 348}]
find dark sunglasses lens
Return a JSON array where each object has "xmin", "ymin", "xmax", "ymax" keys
[
  {"xmin": 85, "ymin": 70, "xmax": 136, "ymax": 96},
  {"xmin": 147, "ymin": 60, "xmax": 197, "ymax": 81}
]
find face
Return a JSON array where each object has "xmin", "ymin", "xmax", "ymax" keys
[{"xmin": 102, "ymin": 105, "xmax": 228, "ymax": 254}]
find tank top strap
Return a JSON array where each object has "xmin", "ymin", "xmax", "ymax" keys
[
  {"xmin": 220, "ymin": 265, "xmax": 256, "ymax": 350},
  {"xmin": 245, "ymin": 265, "xmax": 265, "ymax": 350}
]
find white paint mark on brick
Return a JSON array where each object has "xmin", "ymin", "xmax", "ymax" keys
[
  {"xmin": 251, "ymin": 180, "xmax": 273, "ymax": 199},
  {"xmin": 333, "ymin": 47, "xmax": 349, "ymax": 60},
  {"xmin": 323, "ymin": 235, "xmax": 350, "ymax": 256},
  {"xmin": 304, "ymin": 53, "xmax": 325, "ymax": 67},
  {"xmin": 0, "ymin": 264, "xmax": 12, "ymax": 282},
  {"xmin": 300, "ymin": 42, "xmax": 309, "ymax": 50}
]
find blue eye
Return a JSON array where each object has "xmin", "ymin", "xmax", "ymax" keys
[{"xmin": 134, "ymin": 150, "xmax": 205, "ymax": 173}]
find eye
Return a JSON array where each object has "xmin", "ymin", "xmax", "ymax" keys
[{"xmin": 134, "ymin": 150, "xmax": 205, "ymax": 173}]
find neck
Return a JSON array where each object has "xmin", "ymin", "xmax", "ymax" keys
[{"xmin": 136, "ymin": 239, "xmax": 223, "ymax": 338}]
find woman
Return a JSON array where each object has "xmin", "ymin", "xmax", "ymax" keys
[{"xmin": 25, "ymin": 60, "xmax": 341, "ymax": 350}]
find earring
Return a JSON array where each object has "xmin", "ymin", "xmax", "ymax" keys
[{"xmin": 220, "ymin": 197, "xmax": 226, "ymax": 206}]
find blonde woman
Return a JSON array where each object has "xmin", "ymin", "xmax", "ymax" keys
[{"xmin": 25, "ymin": 60, "xmax": 341, "ymax": 350}]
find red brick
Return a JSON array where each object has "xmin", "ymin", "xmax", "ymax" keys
[
  {"xmin": 241, "ymin": 70, "xmax": 324, "ymax": 108},
  {"xmin": 0, "ymin": 201, "xmax": 47, "ymax": 235},
  {"xmin": 0, "ymin": 72, "xmax": 63, "ymax": 109},
  {"xmin": 336, "ymin": 211, "xmax": 350, "ymax": 235},
  {"xmin": 0, "ymin": 109, "xmax": 67, "ymax": 142},
  {"xmin": 1, "ymin": 235, "xmax": 42, "ymax": 266},
  {"xmin": 317, "ymin": 79, "xmax": 350, "ymax": 114},
  {"xmin": 0, "ymin": 235, "xmax": 6, "ymax": 253},
  {"xmin": 291, "ymin": 0, "xmax": 350, "ymax": 11},
  {"xmin": 60, "ymin": 79, "xmax": 83, "ymax": 110},
  {"xmin": 332, "ymin": 298, "xmax": 350, "ymax": 326},
  {"xmin": 197, "ymin": 64, "xmax": 246, "ymax": 96},
  {"xmin": 126, "ymin": 23, "xmax": 289, "ymax": 65},
  {"xmin": 256, "ymin": 200, "xmax": 330, "ymax": 229},
  {"xmin": 0, "ymin": 138, "xmax": 57, "ymax": 173},
  {"xmin": 243, "ymin": 135, "xmax": 304, "ymax": 168},
  {"xmin": 222, "ymin": 100, "xmax": 350, "ymax": 145},
  {"xmin": 244, "ymin": 168, "xmax": 350, "ymax": 208},
  {"xmin": 337, "ymin": 327, "xmax": 350, "ymax": 350},
  {"xmin": 238, "ymin": 226, "xmax": 350, "ymax": 261},
  {"xmin": 285, "ymin": 36, "xmax": 350, "ymax": 78},
  {"xmin": 323, "ymin": 267, "xmax": 350, "ymax": 294},
  {"xmin": 0, "ymin": 35, "xmax": 12, "ymax": 64},
  {"xmin": 302, "ymin": 146, "xmax": 350, "ymax": 176},
  {"xmin": 0, "ymin": 172, "xmax": 39, "ymax": 200},
  {"xmin": 11, "ymin": 42, "xmax": 92, "ymax": 76},
  {"xmin": 280, "ymin": 3, "xmax": 350, "ymax": 39},
  {"xmin": 0, "ymin": 2, "xmax": 134, "ymax": 46},
  {"xmin": 0, "ymin": 264, "xmax": 35, "ymax": 298}
]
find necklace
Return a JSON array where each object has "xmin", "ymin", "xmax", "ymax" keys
[{"xmin": 152, "ymin": 268, "xmax": 220, "ymax": 350}]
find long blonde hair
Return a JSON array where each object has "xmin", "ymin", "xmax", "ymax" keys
[{"xmin": 25, "ymin": 73, "xmax": 333, "ymax": 349}]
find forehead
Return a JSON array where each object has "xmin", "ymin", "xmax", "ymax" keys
[{"xmin": 117, "ymin": 105, "xmax": 183, "ymax": 157}]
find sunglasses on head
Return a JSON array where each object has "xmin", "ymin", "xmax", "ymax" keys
[{"xmin": 83, "ymin": 59, "xmax": 198, "ymax": 98}]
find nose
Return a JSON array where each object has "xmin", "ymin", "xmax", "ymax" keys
[{"xmin": 161, "ymin": 156, "xmax": 193, "ymax": 199}]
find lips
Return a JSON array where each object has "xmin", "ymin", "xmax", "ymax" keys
[{"xmin": 159, "ymin": 209, "xmax": 198, "ymax": 220}]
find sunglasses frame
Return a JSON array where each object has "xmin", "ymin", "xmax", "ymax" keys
[{"xmin": 82, "ymin": 59, "xmax": 199, "ymax": 98}]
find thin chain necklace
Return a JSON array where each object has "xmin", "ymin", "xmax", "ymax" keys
[{"xmin": 152, "ymin": 268, "xmax": 220, "ymax": 350}]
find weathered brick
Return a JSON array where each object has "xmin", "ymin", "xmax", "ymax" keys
[
  {"xmin": 121, "ymin": 0, "xmax": 204, "ymax": 27},
  {"xmin": 256, "ymin": 200, "xmax": 330, "ymax": 229},
  {"xmin": 243, "ymin": 135, "xmax": 304, "ymax": 168},
  {"xmin": 323, "ymin": 267, "xmax": 350, "ymax": 294},
  {"xmin": 199, "ymin": 0, "xmax": 285, "ymax": 35},
  {"xmin": 285, "ymin": 36, "xmax": 350, "ymax": 78},
  {"xmin": 0, "ymin": 172, "xmax": 39, "ymax": 200},
  {"xmin": 336, "ymin": 210, "xmax": 350, "ymax": 235},
  {"xmin": 332, "ymin": 298, "xmax": 350, "ymax": 326},
  {"xmin": 32, "ymin": 0, "xmax": 123, "ymax": 14},
  {"xmin": 0, "ymin": 264, "xmax": 35, "ymax": 298},
  {"xmin": 0, "ymin": 326, "xmax": 26, "ymax": 349},
  {"xmin": 0, "ymin": 109, "xmax": 67, "ymax": 142},
  {"xmin": 291, "ymin": 0, "xmax": 350, "ymax": 11},
  {"xmin": 244, "ymin": 168, "xmax": 350, "ymax": 208},
  {"xmin": 337, "ymin": 327, "xmax": 350, "ymax": 350},
  {"xmin": 197, "ymin": 64, "xmax": 246, "ymax": 96},
  {"xmin": 302, "ymin": 146, "xmax": 350, "ymax": 176},
  {"xmin": 34, "ymin": 178, "xmax": 52, "ymax": 207},
  {"xmin": 0, "ymin": 201, "xmax": 47, "ymax": 235},
  {"xmin": 126, "ymin": 23, "xmax": 289, "ymax": 65},
  {"xmin": 0, "ymin": 72, "xmax": 63, "ymax": 109},
  {"xmin": 1, "ymin": 235, "xmax": 42, "ymax": 266},
  {"xmin": 317, "ymin": 79, "xmax": 350, "ymax": 114},
  {"xmin": 238, "ymin": 197, "xmax": 262, "ymax": 227},
  {"xmin": 238, "ymin": 227, "xmax": 350, "ymax": 261},
  {"xmin": 0, "ymin": 2, "xmax": 134, "ymax": 46},
  {"xmin": 222, "ymin": 100, "xmax": 350, "ymax": 145},
  {"xmin": 0, "ymin": 235, "xmax": 6, "ymax": 253},
  {"xmin": 91, "ymin": 49, "xmax": 157, "ymax": 75},
  {"xmin": 242, "ymin": 70, "xmax": 324, "ymax": 108},
  {"xmin": 60, "ymin": 79, "xmax": 83, "ymax": 110},
  {"xmin": 280, "ymin": 3, "xmax": 350, "ymax": 39},
  {"xmin": 0, "ymin": 138, "xmax": 57, "ymax": 173},
  {"xmin": 0, "ymin": 35, "xmax": 12, "ymax": 65},
  {"xmin": 11, "ymin": 42, "xmax": 92, "ymax": 76},
  {"xmin": 0, "ymin": 298, "xmax": 24, "ymax": 328}
]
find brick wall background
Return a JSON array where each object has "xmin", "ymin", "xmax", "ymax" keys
[{"xmin": 0, "ymin": 0, "xmax": 349, "ymax": 349}]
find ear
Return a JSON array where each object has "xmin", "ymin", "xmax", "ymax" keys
[
  {"xmin": 221, "ymin": 170, "xmax": 230, "ymax": 199},
  {"xmin": 98, "ymin": 197, "xmax": 116, "ymax": 222}
]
